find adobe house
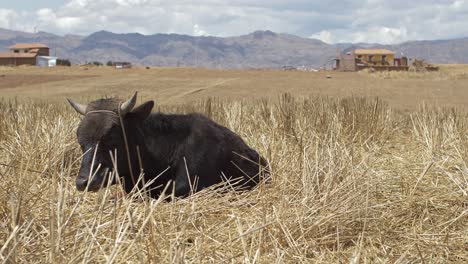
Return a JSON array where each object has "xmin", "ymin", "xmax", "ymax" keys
[
  {"xmin": 335, "ymin": 48, "xmax": 409, "ymax": 72},
  {"xmin": 0, "ymin": 43, "xmax": 50, "ymax": 66},
  {"xmin": 334, "ymin": 52, "xmax": 356, "ymax": 72},
  {"xmin": 354, "ymin": 49, "xmax": 395, "ymax": 66}
]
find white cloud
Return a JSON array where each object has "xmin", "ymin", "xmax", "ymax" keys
[
  {"xmin": 193, "ymin": 24, "xmax": 207, "ymax": 36},
  {"xmin": 56, "ymin": 17, "xmax": 83, "ymax": 30},
  {"xmin": 0, "ymin": 9, "xmax": 17, "ymax": 29},
  {"xmin": 350, "ymin": 27, "xmax": 408, "ymax": 44},
  {"xmin": 1, "ymin": 0, "xmax": 468, "ymax": 44},
  {"xmin": 36, "ymin": 8, "xmax": 83, "ymax": 32},
  {"xmin": 451, "ymin": 0, "xmax": 466, "ymax": 9},
  {"xmin": 0, "ymin": 9, "xmax": 36, "ymax": 32},
  {"xmin": 310, "ymin": 30, "xmax": 333, "ymax": 44}
]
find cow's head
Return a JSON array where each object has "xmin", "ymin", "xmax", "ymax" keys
[{"xmin": 67, "ymin": 92, "xmax": 154, "ymax": 192}]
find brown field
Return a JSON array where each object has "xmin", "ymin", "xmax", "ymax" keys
[
  {"xmin": 0, "ymin": 65, "xmax": 467, "ymax": 263},
  {"xmin": 1, "ymin": 64, "xmax": 468, "ymax": 109}
]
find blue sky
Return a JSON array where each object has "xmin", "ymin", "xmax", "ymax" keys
[{"xmin": 1, "ymin": 0, "xmax": 468, "ymax": 44}]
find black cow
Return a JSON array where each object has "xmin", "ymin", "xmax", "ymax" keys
[{"xmin": 67, "ymin": 92, "xmax": 269, "ymax": 198}]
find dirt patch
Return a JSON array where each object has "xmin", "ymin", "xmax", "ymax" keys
[{"xmin": 0, "ymin": 74, "xmax": 95, "ymax": 89}]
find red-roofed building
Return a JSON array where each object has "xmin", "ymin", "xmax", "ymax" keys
[{"xmin": 0, "ymin": 43, "xmax": 50, "ymax": 66}]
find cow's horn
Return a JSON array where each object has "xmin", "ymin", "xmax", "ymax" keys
[
  {"xmin": 67, "ymin": 98, "xmax": 87, "ymax": 115},
  {"xmin": 120, "ymin": 92, "xmax": 138, "ymax": 115}
]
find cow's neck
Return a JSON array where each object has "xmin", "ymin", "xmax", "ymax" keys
[
  {"xmin": 117, "ymin": 116, "xmax": 174, "ymax": 193},
  {"xmin": 124, "ymin": 113, "xmax": 188, "ymax": 168}
]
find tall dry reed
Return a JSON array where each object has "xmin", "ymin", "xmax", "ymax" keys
[{"xmin": 0, "ymin": 95, "xmax": 466, "ymax": 263}]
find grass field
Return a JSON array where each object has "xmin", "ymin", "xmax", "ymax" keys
[
  {"xmin": 1, "ymin": 64, "xmax": 468, "ymax": 109},
  {"xmin": 0, "ymin": 66, "xmax": 467, "ymax": 263}
]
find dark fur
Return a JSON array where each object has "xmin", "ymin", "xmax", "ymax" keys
[{"xmin": 73, "ymin": 98, "xmax": 269, "ymax": 198}]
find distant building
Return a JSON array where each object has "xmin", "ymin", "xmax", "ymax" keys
[
  {"xmin": 9, "ymin": 43, "xmax": 50, "ymax": 56},
  {"xmin": 37, "ymin": 56, "xmax": 57, "ymax": 67},
  {"xmin": 114, "ymin": 62, "xmax": 132, "ymax": 69},
  {"xmin": 0, "ymin": 43, "xmax": 51, "ymax": 66},
  {"xmin": 335, "ymin": 49, "xmax": 409, "ymax": 72},
  {"xmin": 354, "ymin": 49, "xmax": 395, "ymax": 66},
  {"xmin": 335, "ymin": 52, "xmax": 356, "ymax": 72}
]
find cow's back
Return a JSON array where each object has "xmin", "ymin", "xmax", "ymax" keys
[{"xmin": 188, "ymin": 113, "xmax": 269, "ymax": 188}]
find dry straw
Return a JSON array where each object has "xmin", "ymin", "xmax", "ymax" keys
[
  {"xmin": 358, "ymin": 64, "xmax": 468, "ymax": 80},
  {"xmin": 0, "ymin": 95, "xmax": 466, "ymax": 263}
]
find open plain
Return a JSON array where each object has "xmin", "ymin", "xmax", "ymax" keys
[
  {"xmin": 1, "ymin": 64, "xmax": 468, "ymax": 109},
  {"xmin": 0, "ymin": 65, "xmax": 467, "ymax": 263}
]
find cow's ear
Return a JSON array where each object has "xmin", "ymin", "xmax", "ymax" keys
[{"xmin": 129, "ymin": 101, "xmax": 154, "ymax": 120}]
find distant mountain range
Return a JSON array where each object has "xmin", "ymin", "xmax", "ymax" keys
[{"xmin": 1, "ymin": 28, "xmax": 468, "ymax": 68}]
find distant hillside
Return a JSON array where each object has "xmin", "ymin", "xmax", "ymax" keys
[
  {"xmin": 394, "ymin": 38, "xmax": 468, "ymax": 64},
  {"xmin": 0, "ymin": 29, "xmax": 337, "ymax": 68},
  {"xmin": 1, "ymin": 28, "xmax": 468, "ymax": 67}
]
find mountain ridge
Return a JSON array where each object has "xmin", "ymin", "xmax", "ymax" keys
[{"xmin": 1, "ymin": 28, "xmax": 468, "ymax": 68}]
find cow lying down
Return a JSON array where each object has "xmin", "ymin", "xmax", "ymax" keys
[{"xmin": 67, "ymin": 92, "xmax": 269, "ymax": 198}]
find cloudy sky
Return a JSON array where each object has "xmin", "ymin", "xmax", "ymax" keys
[{"xmin": 1, "ymin": 0, "xmax": 468, "ymax": 44}]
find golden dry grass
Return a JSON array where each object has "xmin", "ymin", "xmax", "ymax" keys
[
  {"xmin": 359, "ymin": 64, "xmax": 468, "ymax": 81},
  {"xmin": 1, "ymin": 64, "xmax": 468, "ymax": 109},
  {"xmin": 0, "ymin": 66, "xmax": 467, "ymax": 263}
]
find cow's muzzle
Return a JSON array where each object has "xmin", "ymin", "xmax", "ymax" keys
[{"xmin": 76, "ymin": 168, "xmax": 109, "ymax": 192}]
